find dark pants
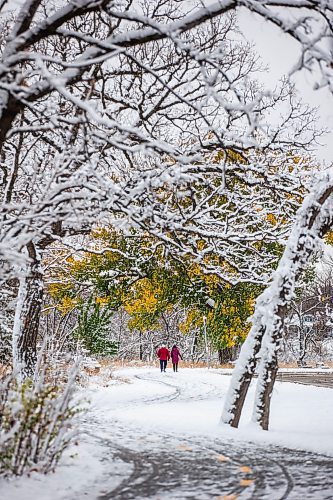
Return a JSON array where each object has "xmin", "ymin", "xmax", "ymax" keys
[
  {"xmin": 160, "ymin": 360, "xmax": 167, "ymax": 372},
  {"xmin": 173, "ymin": 363, "xmax": 178, "ymax": 372}
]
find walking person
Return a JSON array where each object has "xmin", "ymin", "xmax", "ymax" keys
[
  {"xmin": 157, "ymin": 344, "xmax": 170, "ymax": 372},
  {"xmin": 171, "ymin": 344, "xmax": 182, "ymax": 372}
]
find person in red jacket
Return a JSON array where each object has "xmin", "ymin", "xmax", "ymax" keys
[{"xmin": 157, "ymin": 344, "xmax": 170, "ymax": 372}]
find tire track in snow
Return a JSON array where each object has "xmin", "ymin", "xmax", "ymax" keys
[
  {"xmin": 82, "ymin": 371, "xmax": 333, "ymax": 500},
  {"xmin": 135, "ymin": 373, "xmax": 221, "ymax": 403},
  {"xmin": 95, "ymin": 426, "xmax": 333, "ymax": 500}
]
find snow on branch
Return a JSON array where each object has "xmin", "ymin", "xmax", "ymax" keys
[{"xmin": 222, "ymin": 167, "xmax": 333, "ymax": 429}]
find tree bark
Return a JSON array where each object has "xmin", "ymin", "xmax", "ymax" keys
[
  {"xmin": 13, "ymin": 242, "xmax": 43, "ymax": 379},
  {"xmin": 0, "ymin": 93, "xmax": 23, "ymax": 155},
  {"xmin": 191, "ymin": 331, "xmax": 198, "ymax": 362},
  {"xmin": 223, "ymin": 174, "xmax": 333, "ymax": 430},
  {"xmin": 218, "ymin": 347, "xmax": 235, "ymax": 364},
  {"xmin": 139, "ymin": 330, "xmax": 143, "ymax": 360},
  {"xmin": 221, "ymin": 322, "xmax": 266, "ymax": 427},
  {"xmin": 253, "ymin": 351, "xmax": 279, "ymax": 430},
  {"xmin": 253, "ymin": 181, "xmax": 333, "ymax": 429}
]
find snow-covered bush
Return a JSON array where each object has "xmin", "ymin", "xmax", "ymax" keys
[{"xmin": 0, "ymin": 369, "xmax": 80, "ymax": 477}]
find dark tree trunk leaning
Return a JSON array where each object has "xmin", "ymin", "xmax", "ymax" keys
[
  {"xmin": 221, "ymin": 323, "xmax": 266, "ymax": 428},
  {"xmin": 222, "ymin": 176, "xmax": 333, "ymax": 430}
]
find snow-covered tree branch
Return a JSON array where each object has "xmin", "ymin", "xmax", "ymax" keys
[{"xmin": 222, "ymin": 169, "xmax": 333, "ymax": 429}]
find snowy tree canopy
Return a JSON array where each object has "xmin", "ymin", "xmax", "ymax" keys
[
  {"xmin": 0, "ymin": 0, "xmax": 332, "ymax": 377},
  {"xmin": 0, "ymin": 0, "xmax": 330, "ymax": 278}
]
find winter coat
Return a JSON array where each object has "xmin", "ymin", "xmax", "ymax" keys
[
  {"xmin": 171, "ymin": 347, "xmax": 182, "ymax": 364},
  {"xmin": 157, "ymin": 347, "xmax": 170, "ymax": 361}
]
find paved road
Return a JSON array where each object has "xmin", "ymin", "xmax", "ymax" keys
[
  {"xmin": 83, "ymin": 372, "xmax": 333, "ymax": 500},
  {"xmin": 95, "ymin": 426, "xmax": 333, "ymax": 500},
  {"xmin": 276, "ymin": 370, "xmax": 333, "ymax": 388}
]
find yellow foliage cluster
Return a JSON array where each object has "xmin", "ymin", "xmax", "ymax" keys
[
  {"xmin": 187, "ymin": 262, "xmax": 220, "ymax": 292},
  {"xmin": 123, "ymin": 277, "xmax": 167, "ymax": 330},
  {"xmin": 179, "ymin": 293, "xmax": 254, "ymax": 349},
  {"xmin": 124, "ymin": 278, "xmax": 160, "ymax": 316},
  {"xmin": 95, "ymin": 296, "xmax": 110, "ymax": 307},
  {"xmin": 266, "ymin": 213, "xmax": 278, "ymax": 226},
  {"xmin": 48, "ymin": 282, "xmax": 72, "ymax": 299},
  {"xmin": 213, "ymin": 148, "xmax": 247, "ymax": 165},
  {"xmin": 179, "ymin": 308, "xmax": 203, "ymax": 334},
  {"xmin": 57, "ymin": 295, "xmax": 79, "ymax": 315},
  {"xmin": 211, "ymin": 301, "xmax": 248, "ymax": 348},
  {"xmin": 91, "ymin": 227, "xmax": 111, "ymax": 241},
  {"xmin": 325, "ymin": 231, "xmax": 333, "ymax": 245}
]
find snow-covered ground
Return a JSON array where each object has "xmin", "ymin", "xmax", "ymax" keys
[{"xmin": 1, "ymin": 367, "xmax": 333, "ymax": 500}]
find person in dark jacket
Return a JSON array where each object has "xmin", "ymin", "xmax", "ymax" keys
[
  {"xmin": 170, "ymin": 345, "xmax": 182, "ymax": 372},
  {"xmin": 157, "ymin": 344, "xmax": 170, "ymax": 372}
]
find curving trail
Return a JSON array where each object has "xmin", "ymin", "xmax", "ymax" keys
[{"xmin": 84, "ymin": 369, "xmax": 333, "ymax": 500}]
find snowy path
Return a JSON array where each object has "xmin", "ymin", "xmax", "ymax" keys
[
  {"xmin": 276, "ymin": 370, "xmax": 333, "ymax": 388},
  {"xmin": 1, "ymin": 367, "xmax": 333, "ymax": 500},
  {"xmin": 83, "ymin": 368, "xmax": 333, "ymax": 499},
  {"xmin": 90, "ymin": 418, "xmax": 333, "ymax": 500}
]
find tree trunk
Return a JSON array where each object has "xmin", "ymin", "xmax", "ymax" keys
[
  {"xmin": 221, "ymin": 323, "xmax": 266, "ymax": 427},
  {"xmin": 218, "ymin": 347, "xmax": 235, "ymax": 364},
  {"xmin": 13, "ymin": 243, "xmax": 43, "ymax": 379},
  {"xmin": 252, "ymin": 351, "xmax": 279, "ymax": 430},
  {"xmin": 223, "ymin": 175, "xmax": 333, "ymax": 430},
  {"xmin": 191, "ymin": 331, "xmax": 198, "ymax": 362},
  {"xmin": 139, "ymin": 330, "xmax": 143, "ymax": 360},
  {"xmin": 0, "ymin": 93, "xmax": 22, "ymax": 155}
]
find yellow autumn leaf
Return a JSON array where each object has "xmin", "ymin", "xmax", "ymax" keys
[
  {"xmin": 176, "ymin": 444, "xmax": 193, "ymax": 451},
  {"xmin": 95, "ymin": 296, "xmax": 109, "ymax": 307},
  {"xmin": 216, "ymin": 495, "xmax": 237, "ymax": 500},
  {"xmin": 223, "ymin": 148, "xmax": 248, "ymax": 165},
  {"xmin": 240, "ymin": 479, "xmax": 254, "ymax": 487},
  {"xmin": 239, "ymin": 466, "xmax": 252, "ymax": 473},
  {"xmin": 325, "ymin": 231, "xmax": 333, "ymax": 245},
  {"xmin": 58, "ymin": 295, "xmax": 78, "ymax": 314},
  {"xmin": 266, "ymin": 213, "xmax": 277, "ymax": 226},
  {"xmin": 215, "ymin": 454, "xmax": 230, "ymax": 462}
]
